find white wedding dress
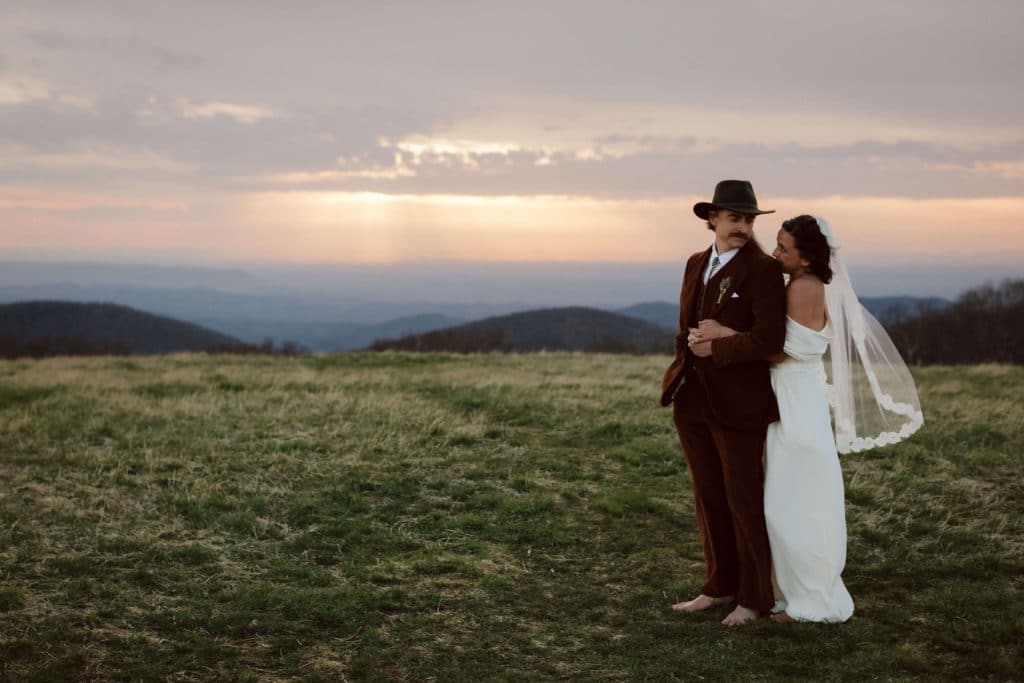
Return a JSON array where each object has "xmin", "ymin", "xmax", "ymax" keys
[{"xmin": 765, "ymin": 317, "xmax": 854, "ymax": 623}]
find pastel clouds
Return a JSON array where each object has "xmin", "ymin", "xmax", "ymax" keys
[
  {"xmin": 0, "ymin": 143, "xmax": 195, "ymax": 172},
  {"xmin": 174, "ymin": 99, "xmax": 284, "ymax": 124},
  {"xmin": 0, "ymin": 73, "xmax": 93, "ymax": 108}
]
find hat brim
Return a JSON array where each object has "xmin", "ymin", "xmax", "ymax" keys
[{"xmin": 693, "ymin": 202, "xmax": 775, "ymax": 220}]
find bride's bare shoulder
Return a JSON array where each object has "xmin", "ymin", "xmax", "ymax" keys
[
  {"xmin": 786, "ymin": 276, "xmax": 825, "ymax": 323},
  {"xmin": 790, "ymin": 273, "xmax": 823, "ymax": 285}
]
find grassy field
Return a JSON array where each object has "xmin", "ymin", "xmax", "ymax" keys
[{"xmin": 1, "ymin": 352, "xmax": 1021, "ymax": 681}]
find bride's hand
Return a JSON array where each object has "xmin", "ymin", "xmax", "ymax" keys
[{"xmin": 697, "ymin": 319, "xmax": 736, "ymax": 340}]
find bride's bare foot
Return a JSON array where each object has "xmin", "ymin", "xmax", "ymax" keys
[
  {"xmin": 721, "ymin": 604, "xmax": 760, "ymax": 626},
  {"xmin": 670, "ymin": 594, "xmax": 735, "ymax": 612},
  {"xmin": 770, "ymin": 611, "xmax": 795, "ymax": 623}
]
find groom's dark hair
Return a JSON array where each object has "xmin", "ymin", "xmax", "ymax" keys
[{"xmin": 782, "ymin": 215, "xmax": 833, "ymax": 283}]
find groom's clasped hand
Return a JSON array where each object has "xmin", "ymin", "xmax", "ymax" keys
[{"xmin": 686, "ymin": 319, "xmax": 729, "ymax": 357}]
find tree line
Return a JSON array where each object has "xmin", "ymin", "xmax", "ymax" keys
[
  {"xmin": 0, "ymin": 336, "xmax": 133, "ymax": 359},
  {"xmin": 885, "ymin": 278, "xmax": 1023, "ymax": 365},
  {"xmin": 0, "ymin": 336, "xmax": 303, "ymax": 360}
]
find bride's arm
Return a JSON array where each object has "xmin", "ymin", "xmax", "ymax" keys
[
  {"xmin": 695, "ymin": 319, "xmax": 738, "ymax": 340},
  {"xmin": 706, "ymin": 316, "xmax": 784, "ymax": 363}
]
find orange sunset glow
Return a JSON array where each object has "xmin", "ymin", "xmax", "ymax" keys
[{"xmin": 5, "ymin": 186, "xmax": 1024, "ymax": 267}]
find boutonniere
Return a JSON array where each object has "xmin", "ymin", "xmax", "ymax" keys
[{"xmin": 716, "ymin": 276, "xmax": 732, "ymax": 304}]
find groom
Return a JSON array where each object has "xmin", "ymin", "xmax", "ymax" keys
[{"xmin": 661, "ymin": 179, "xmax": 787, "ymax": 626}]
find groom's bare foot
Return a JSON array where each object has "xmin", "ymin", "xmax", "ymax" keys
[
  {"xmin": 721, "ymin": 604, "xmax": 760, "ymax": 626},
  {"xmin": 770, "ymin": 611, "xmax": 794, "ymax": 623},
  {"xmin": 670, "ymin": 594, "xmax": 734, "ymax": 612}
]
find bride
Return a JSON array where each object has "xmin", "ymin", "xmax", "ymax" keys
[{"xmin": 696, "ymin": 215, "xmax": 923, "ymax": 623}]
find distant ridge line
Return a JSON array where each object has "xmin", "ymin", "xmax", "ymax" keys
[{"xmin": 369, "ymin": 306, "xmax": 674, "ymax": 354}]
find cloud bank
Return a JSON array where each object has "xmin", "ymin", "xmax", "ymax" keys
[{"xmin": 2, "ymin": 1, "xmax": 1023, "ymax": 266}]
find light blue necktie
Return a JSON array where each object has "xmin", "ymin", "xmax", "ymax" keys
[{"xmin": 707, "ymin": 255, "xmax": 721, "ymax": 283}]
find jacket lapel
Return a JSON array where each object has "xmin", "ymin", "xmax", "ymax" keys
[
  {"xmin": 681, "ymin": 248, "xmax": 711, "ymax": 326},
  {"xmin": 705, "ymin": 241, "xmax": 754, "ymax": 318}
]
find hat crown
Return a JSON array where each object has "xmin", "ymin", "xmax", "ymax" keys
[{"xmin": 712, "ymin": 179, "xmax": 759, "ymax": 207}]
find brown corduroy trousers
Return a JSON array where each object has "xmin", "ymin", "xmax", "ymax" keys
[{"xmin": 672, "ymin": 395, "xmax": 775, "ymax": 613}]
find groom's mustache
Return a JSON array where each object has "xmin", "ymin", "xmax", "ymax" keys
[{"xmin": 730, "ymin": 232, "xmax": 749, "ymax": 241}]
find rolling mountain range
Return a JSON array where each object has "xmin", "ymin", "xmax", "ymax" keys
[
  {"xmin": 1, "ymin": 292, "xmax": 960, "ymax": 359},
  {"xmin": 0, "ymin": 261, "xmax": 962, "ymax": 352},
  {"xmin": 617, "ymin": 296, "xmax": 953, "ymax": 331},
  {"xmin": 3, "ymin": 300, "xmax": 677, "ymax": 356},
  {"xmin": 0, "ymin": 283, "xmax": 530, "ymax": 351}
]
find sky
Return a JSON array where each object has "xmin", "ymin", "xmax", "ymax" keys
[{"xmin": 2, "ymin": 0, "xmax": 1023, "ymax": 278}]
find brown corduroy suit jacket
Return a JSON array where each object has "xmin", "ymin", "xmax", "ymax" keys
[{"xmin": 660, "ymin": 239, "xmax": 787, "ymax": 429}]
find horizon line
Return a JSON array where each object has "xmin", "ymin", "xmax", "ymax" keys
[{"xmin": 3, "ymin": 255, "xmax": 1023, "ymax": 269}]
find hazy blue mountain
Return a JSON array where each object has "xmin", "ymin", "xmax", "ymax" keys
[
  {"xmin": 0, "ymin": 283, "xmax": 529, "ymax": 327},
  {"xmin": 615, "ymin": 302, "xmax": 678, "ymax": 331},
  {"xmin": 0, "ymin": 261, "xmax": 268, "ymax": 292},
  {"xmin": 0, "ymin": 301, "xmax": 240, "ymax": 355},
  {"xmin": 0, "ymin": 284, "xmax": 375, "ymax": 324},
  {"xmin": 861, "ymin": 296, "xmax": 952, "ymax": 323},
  {"xmin": 615, "ymin": 296, "xmax": 953, "ymax": 331},
  {"xmin": 6, "ymin": 259, "xmax": 1014, "ymax": 310},
  {"xmin": 197, "ymin": 313, "xmax": 464, "ymax": 351},
  {"xmin": 370, "ymin": 307, "xmax": 674, "ymax": 353}
]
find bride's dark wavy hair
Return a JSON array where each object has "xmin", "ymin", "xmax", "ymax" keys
[{"xmin": 782, "ymin": 215, "xmax": 833, "ymax": 284}]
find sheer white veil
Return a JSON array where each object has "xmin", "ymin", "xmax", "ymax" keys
[{"xmin": 816, "ymin": 217, "xmax": 924, "ymax": 454}]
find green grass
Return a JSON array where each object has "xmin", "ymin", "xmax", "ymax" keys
[{"xmin": 0, "ymin": 353, "xmax": 1021, "ymax": 680}]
